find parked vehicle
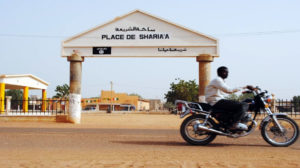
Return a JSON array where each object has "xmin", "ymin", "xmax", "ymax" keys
[
  {"xmin": 84, "ymin": 106, "xmax": 96, "ymax": 111},
  {"xmin": 174, "ymin": 87, "xmax": 299, "ymax": 147}
]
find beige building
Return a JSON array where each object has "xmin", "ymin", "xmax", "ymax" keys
[
  {"xmin": 137, "ymin": 99, "xmax": 150, "ymax": 111},
  {"xmin": 149, "ymin": 99, "xmax": 164, "ymax": 111}
]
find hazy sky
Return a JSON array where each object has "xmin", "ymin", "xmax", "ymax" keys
[{"xmin": 0, "ymin": 0, "xmax": 300, "ymax": 100}]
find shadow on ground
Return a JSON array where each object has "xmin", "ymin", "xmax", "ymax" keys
[{"xmin": 111, "ymin": 140, "xmax": 271, "ymax": 148}]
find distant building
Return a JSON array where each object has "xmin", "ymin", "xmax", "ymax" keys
[
  {"xmin": 81, "ymin": 98, "xmax": 100, "ymax": 110},
  {"xmin": 81, "ymin": 90, "xmax": 150, "ymax": 111},
  {"xmin": 99, "ymin": 90, "xmax": 138, "ymax": 111},
  {"xmin": 149, "ymin": 99, "xmax": 164, "ymax": 111},
  {"xmin": 137, "ymin": 99, "xmax": 150, "ymax": 111}
]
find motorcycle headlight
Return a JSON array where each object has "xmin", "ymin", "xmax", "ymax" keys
[{"xmin": 264, "ymin": 96, "xmax": 272, "ymax": 103}]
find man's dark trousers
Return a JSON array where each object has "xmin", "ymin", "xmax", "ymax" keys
[{"xmin": 212, "ymin": 99, "xmax": 249, "ymax": 124}]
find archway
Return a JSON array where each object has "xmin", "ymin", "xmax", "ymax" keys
[{"xmin": 62, "ymin": 10, "xmax": 219, "ymax": 123}]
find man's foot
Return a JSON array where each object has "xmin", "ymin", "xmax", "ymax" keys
[{"xmin": 230, "ymin": 123, "xmax": 248, "ymax": 130}]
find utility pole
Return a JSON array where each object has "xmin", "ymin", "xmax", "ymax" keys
[{"xmin": 110, "ymin": 81, "xmax": 113, "ymax": 113}]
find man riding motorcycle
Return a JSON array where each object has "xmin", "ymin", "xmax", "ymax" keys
[{"xmin": 205, "ymin": 66, "xmax": 252, "ymax": 130}]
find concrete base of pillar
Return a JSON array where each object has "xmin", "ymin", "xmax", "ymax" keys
[
  {"xmin": 68, "ymin": 93, "xmax": 81, "ymax": 124},
  {"xmin": 68, "ymin": 116, "xmax": 81, "ymax": 124}
]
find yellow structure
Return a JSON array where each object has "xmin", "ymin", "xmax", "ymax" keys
[
  {"xmin": 22, "ymin": 86, "xmax": 29, "ymax": 112},
  {"xmin": 81, "ymin": 91, "xmax": 141, "ymax": 111},
  {"xmin": 0, "ymin": 83, "xmax": 5, "ymax": 113},
  {"xmin": 42, "ymin": 89, "xmax": 47, "ymax": 112},
  {"xmin": 0, "ymin": 74, "xmax": 49, "ymax": 113},
  {"xmin": 81, "ymin": 98, "xmax": 99, "ymax": 110},
  {"xmin": 100, "ymin": 90, "xmax": 139, "ymax": 109}
]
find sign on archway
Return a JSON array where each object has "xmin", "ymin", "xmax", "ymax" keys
[{"xmin": 62, "ymin": 10, "xmax": 219, "ymax": 123}]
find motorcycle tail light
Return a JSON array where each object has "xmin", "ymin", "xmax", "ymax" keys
[{"xmin": 266, "ymin": 98, "xmax": 271, "ymax": 103}]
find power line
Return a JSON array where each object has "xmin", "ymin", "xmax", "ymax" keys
[
  {"xmin": 213, "ymin": 29, "xmax": 300, "ymax": 36},
  {"xmin": 0, "ymin": 29, "xmax": 300, "ymax": 39},
  {"xmin": 0, "ymin": 33, "xmax": 67, "ymax": 38},
  {"xmin": 114, "ymin": 82, "xmax": 166, "ymax": 90}
]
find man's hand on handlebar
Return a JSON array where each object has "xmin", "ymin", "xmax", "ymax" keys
[
  {"xmin": 242, "ymin": 85, "xmax": 255, "ymax": 94},
  {"xmin": 246, "ymin": 85, "xmax": 255, "ymax": 90},
  {"xmin": 242, "ymin": 85, "xmax": 254, "ymax": 90}
]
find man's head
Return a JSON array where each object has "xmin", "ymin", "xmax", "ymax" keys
[{"xmin": 217, "ymin": 66, "xmax": 228, "ymax": 79}]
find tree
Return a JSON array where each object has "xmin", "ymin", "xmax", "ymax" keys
[
  {"xmin": 226, "ymin": 93, "xmax": 239, "ymax": 100},
  {"xmin": 129, "ymin": 93, "xmax": 143, "ymax": 99},
  {"xmin": 5, "ymin": 89, "xmax": 23, "ymax": 109},
  {"xmin": 53, "ymin": 84, "xmax": 70, "ymax": 99},
  {"xmin": 226, "ymin": 93, "xmax": 254, "ymax": 101},
  {"xmin": 165, "ymin": 78, "xmax": 199, "ymax": 104},
  {"xmin": 5, "ymin": 89, "xmax": 23, "ymax": 100},
  {"xmin": 163, "ymin": 102, "xmax": 175, "ymax": 109},
  {"xmin": 293, "ymin": 96, "xmax": 300, "ymax": 112}
]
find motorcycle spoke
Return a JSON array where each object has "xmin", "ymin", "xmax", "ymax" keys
[
  {"xmin": 263, "ymin": 117, "xmax": 298, "ymax": 146},
  {"xmin": 184, "ymin": 117, "xmax": 213, "ymax": 141},
  {"xmin": 272, "ymin": 135, "xmax": 278, "ymax": 140},
  {"xmin": 188, "ymin": 126, "xmax": 199, "ymax": 137},
  {"xmin": 284, "ymin": 135, "xmax": 289, "ymax": 142}
]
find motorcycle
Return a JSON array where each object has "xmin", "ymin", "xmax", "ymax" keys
[{"xmin": 174, "ymin": 87, "xmax": 299, "ymax": 147}]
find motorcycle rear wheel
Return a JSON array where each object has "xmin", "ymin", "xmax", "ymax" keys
[
  {"xmin": 261, "ymin": 116, "xmax": 299, "ymax": 147},
  {"xmin": 180, "ymin": 114, "xmax": 217, "ymax": 145}
]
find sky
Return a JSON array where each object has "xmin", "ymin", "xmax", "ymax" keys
[{"xmin": 0, "ymin": 0, "xmax": 300, "ymax": 101}]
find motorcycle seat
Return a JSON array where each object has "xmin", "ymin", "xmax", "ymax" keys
[{"xmin": 190, "ymin": 102, "xmax": 212, "ymax": 111}]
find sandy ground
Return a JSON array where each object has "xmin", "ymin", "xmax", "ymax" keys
[{"xmin": 0, "ymin": 113, "xmax": 299, "ymax": 168}]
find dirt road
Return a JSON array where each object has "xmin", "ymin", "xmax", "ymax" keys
[{"xmin": 0, "ymin": 114, "xmax": 299, "ymax": 168}]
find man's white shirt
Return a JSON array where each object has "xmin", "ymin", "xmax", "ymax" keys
[{"xmin": 205, "ymin": 77, "xmax": 242, "ymax": 106}]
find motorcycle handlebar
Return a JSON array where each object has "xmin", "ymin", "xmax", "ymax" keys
[
  {"xmin": 242, "ymin": 90, "xmax": 252, "ymax": 94},
  {"xmin": 242, "ymin": 86, "xmax": 269, "ymax": 98}
]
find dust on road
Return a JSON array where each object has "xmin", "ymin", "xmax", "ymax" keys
[{"xmin": 0, "ymin": 113, "xmax": 299, "ymax": 168}]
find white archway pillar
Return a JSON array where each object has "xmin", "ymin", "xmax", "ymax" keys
[
  {"xmin": 196, "ymin": 54, "xmax": 213, "ymax": 102},
  {"xmin": 6, "ymin": 96, "xmax": 12, "ymax": 114},
  {"xmin": 67, "ymin": 53, "xmax": 84, "ymax": 124}
]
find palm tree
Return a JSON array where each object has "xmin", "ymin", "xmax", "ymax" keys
[{"xmin": 53, "ymin": 84, "xmax": 70, "ymax": 99}]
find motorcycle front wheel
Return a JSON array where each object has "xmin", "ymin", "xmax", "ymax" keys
[
  {"xmin": 180, "ymin": 114, "xmax": 217, "ymax": 145},
  {"xmin": 261, "ymin": 116, "xmax": 299, "ymax": 147}
]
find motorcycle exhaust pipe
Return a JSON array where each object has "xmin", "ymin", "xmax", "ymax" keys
[{"xmin": 197, "ymin": 125, "xmax": 229, "ymax": 136}]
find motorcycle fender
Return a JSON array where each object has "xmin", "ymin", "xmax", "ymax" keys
[
  {"xmin": 259, "ymin": 113, "xmax": 288, "ymax": 130},
  {"xmin": 180, "ymin": 110, "xmax": 191, "ymax": 118}
]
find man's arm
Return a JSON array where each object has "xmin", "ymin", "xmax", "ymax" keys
[{"xmin": 214, "ymin": 78, "xmax": 242, "ymax": 94}]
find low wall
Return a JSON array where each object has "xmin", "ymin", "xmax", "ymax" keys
[
  {"xmin": 0, "ymin": 115, "xmax": 68, "ymax": 122},
  {"xmin": 82, "ymin": 110, "xmax": 171, "ymax": 115}
]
